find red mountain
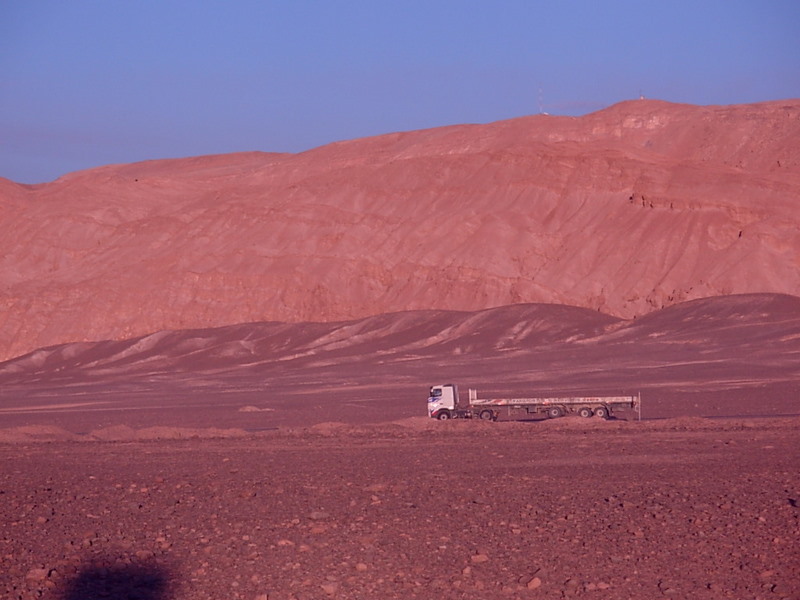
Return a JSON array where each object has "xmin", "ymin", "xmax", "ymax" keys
[{"xmin": 1, "ymin": 99, "xmax": 798, "ymax": 362}]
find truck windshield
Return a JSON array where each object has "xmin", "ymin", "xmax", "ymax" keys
[{"xmin": 430, "ymin": 388, "xmax": 442, "ymax": 397}]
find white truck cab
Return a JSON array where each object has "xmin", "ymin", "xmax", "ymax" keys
[
  {"xmin": 427, "ymin": 384, "xmax": 458, "ymax": 419},
  {"xmin": 428, "ymin": 384, "xmax": 493, "ymax": 420}
]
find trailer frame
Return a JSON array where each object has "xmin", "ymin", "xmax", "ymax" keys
[{"xmin": 426, "ymin": 384, "xmax": 640, "ymax": 421}]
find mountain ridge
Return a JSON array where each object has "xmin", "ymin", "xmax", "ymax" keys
[{"xmin": 1, "ymin": 99, "xmax": 798, "ymax": 362}]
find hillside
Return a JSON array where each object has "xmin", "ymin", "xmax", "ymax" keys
[
  {"xmin": 1, "ymin": 294, "xmax": 798, "ymax": 432},
  {"xmin": 1, "ymin": 99, "xmax": 799, "ymax": 361}
]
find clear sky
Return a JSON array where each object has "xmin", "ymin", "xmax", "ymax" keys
[{"xmin": 2, "ymin": 1, "xmax": 798, "ymax": 183}]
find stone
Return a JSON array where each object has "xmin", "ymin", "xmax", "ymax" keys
[
  {"xmin": 527, "ymin": 576, "xmax": 542, "ymax": 589},
  {"xmin": 25, "ymin": 568, "xmax": 49, "ymax": 581},
  {"xmin": 471, "ymin": 553, "xmax": 490, "ymax": 564},
  {"xmin": 320, "ymin": 582, "xmax": 339, "ymax": 595}
]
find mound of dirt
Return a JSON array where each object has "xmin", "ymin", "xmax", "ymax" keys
[
  {"xmin": 0, "ymin": 425, "xmax": 78, "ymax": 444},
  {"xmin": 86, "ymin": 426, "xmax": 249, "ymax": 442}
]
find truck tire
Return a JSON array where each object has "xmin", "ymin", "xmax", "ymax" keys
[
  {"xmin": 436, "ymin": 410, "xmax": 451, "ymax": 421},
  {"xmin": 546, "ymin": 406, "xmax": 564, "ymax": 419},
  {"xmin": 478, "ymin": 409, "xmax": 494, "ymax": 421},
  {"xmin": 578, "ymin": 407, "xmax": 593, "ymax": 418},
  {"xmin": 594, "ymin": 406, "xmax": 609, "ymax": 419}
]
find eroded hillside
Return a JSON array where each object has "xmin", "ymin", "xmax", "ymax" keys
[{"xmin": 1, "ymin": 99, "xmax": 799, "ymax": 361}]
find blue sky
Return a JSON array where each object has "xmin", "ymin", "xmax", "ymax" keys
[{"xmin": 2, "ymin": 1, "xmax": 798, "ymax": 183}]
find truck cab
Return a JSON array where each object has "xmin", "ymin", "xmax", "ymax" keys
[{"xmin": 427, "ymin": 384, "xmax": 458, "ymax": 420}]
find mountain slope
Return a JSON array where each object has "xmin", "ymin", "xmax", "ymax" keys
[
  {"xmin": 1, "ymin": 99, "xmax": 799, "ymax": 361},
  {"xmin": 1, "ymin": 294, "xmax": 798, "ymax": 429}
]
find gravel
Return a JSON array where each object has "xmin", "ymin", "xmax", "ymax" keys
[{"xmin": 2, "ymin": 417, "xmax": 798, "ymax": 599}]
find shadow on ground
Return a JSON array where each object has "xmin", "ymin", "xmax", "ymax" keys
[{"xmin": 60, "ymin": 559, "xmax": 172, "ymax": 600}]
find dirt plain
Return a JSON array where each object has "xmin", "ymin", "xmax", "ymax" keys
[{"xmin": 1, "ymin": 417, "xmax": 798, "ymax": 600}]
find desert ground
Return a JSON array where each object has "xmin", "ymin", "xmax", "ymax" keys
[{"xmin": 2, "ymin": 416, "xmax": 798, "ymax": 600}]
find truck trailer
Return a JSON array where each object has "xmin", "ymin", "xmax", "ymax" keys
[{"xmin": 427, "ymin": 384, "xmax": 640, "ymax": 421}]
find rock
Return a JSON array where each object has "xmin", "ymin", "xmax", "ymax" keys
[
  {"xmin": 658, "ymin": 580, "xmax": 679, "ymax": 596},
  {"xmin": 364, "ymin": 483, "xmax": 387, "ymax": 493},
  {"xmin": 320, "ymin": 582, "xmax": 339, "ymax": 595},
  {"xmin": 25, "ymin": 568, "xmax": 49, "ymax": 581},
  {"xmin": 471, "ymin": 553, "xmax": 490, "ymax": 563},
  {"xmin": 526, "ymin": 576, "xmax": 542, "ymax": 589},
  {"xmin": 584, "ymin": 581, "xmax": 611, "ymax": 591}
]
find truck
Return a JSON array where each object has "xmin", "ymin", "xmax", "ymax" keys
[{"xmin": 427, "ymin": 384, "xmax": 640, "ymax": 421}]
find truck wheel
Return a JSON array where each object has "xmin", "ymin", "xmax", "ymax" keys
[
  {"xmin": 594, "ymin": 406, "xmax": 609, "ymax": 419},
  {"xmin": 436, "ymin": 411, "xmax": 451, "ymax": 421},
  {"xmin": 479, "ymin": 409, "xmax": 494, "ymax": 421},
  {"xmin": 578, "ymin": 407, "xmax": 593, "ymax": 418},
  {"xmin": 546, "ymin": 406, "xmax": 564, "ymax": 419}
]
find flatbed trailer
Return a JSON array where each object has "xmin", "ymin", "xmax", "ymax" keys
[{"xmin": 427, "ymin": 384, "xmax": 640, "ymax": 421}]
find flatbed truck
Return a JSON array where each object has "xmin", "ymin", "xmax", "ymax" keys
[{"xmin": 427, "ymin": 384, "xmax": 640, "ymax": 421}]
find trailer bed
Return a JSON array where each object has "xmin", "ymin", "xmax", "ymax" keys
[
  {"xmin": 467, "ymin": 389, "xmax": 640, "ymax": 419},
  {"xmin": 469, "ymin": 395, "xmax": 638, "ymax": 407}
]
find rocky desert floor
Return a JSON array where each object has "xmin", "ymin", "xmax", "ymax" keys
[{"xmin": 2, "ymin": 414, "xmax": 798, "ymax": 600}]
